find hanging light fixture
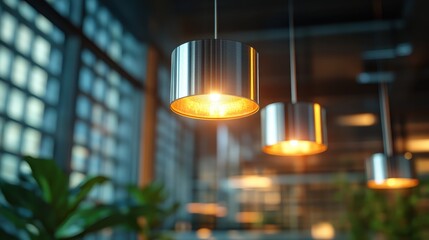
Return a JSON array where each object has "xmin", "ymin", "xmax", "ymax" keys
[
  {"xmin": 365, "ymin": 0, "xmax": 417, "ymax": 189},
  {"xmin": 170, "ymin": 0, "xmax": 259, "ymax": 120},
  {"xmin": 366, "ymin": 83, "xmax": 418, "ymax": 189},
  {"xmin": 260, "ymin": 0, "xmax": 327, "ymax": 156}
]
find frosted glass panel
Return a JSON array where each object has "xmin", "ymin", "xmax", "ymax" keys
[
  {"xmin": 72, "ymin": 145, "xmax": 89, "ymax": 172},
  {"xmin": 29, "ymin": 66, "xmax": 47, "ymax": 97},
  {"xmin": 16, "ymin": 24, "xmax": 33, "ymax": 55},
  {"xmin": 35, "ymin": 14, "xmax": 54, "ymax": 35},
  {"xmin": 1, "ymin": 154, "xmax": 19, "ymax": 182},
  {"xmin": 0, "ymin": 13, "xmax": 17, "ymax": 44},
  {"xmin": 18, "ymin": 1, "xmax": 36, "ymax": 22},
  {"xmin": 3, "ymin": 121, "xmax": 21, "ymax": 152},
  {"xmin": 79, "ymin": 67, "xmax": 93, "ymax": 93},
  {"xmin": 0, "ymin": 47, "xmax": 12, "ymax": 78},
  {"xmin": 74, "ymin": 121, "xmax": 88, "ymax": 144},
  {"xmin": 26, "ymin": 97, "xmax": 44, "ymax": 127},
  {"xmin": 32, "ymin": 36, "xmax": 51, "ymax": 67},
  {"xmin": 0, "ymin": 1, "xmax": 63, "ymax": 176},
  {"xmin": 7, "ymin": 89, "xmax": 25, "ymax": 120},
  {"xmin": 76, "ymin": 96, "xmax": 91, "ymax": 119},
  {"xmin": 12, "ymin": 56, "xmax": 29, "ymax": 87},
  {"xmin": 106, "ymin": 88, "xmax": 119, "ymax": 110},
  {"xmin": 22, "ymin": 128, "xmax": 41, "ymax": 156}
]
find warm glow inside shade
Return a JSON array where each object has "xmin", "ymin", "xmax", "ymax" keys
[
  {"xmin": 171, "ymin": 93, "xmax": 259, "ymax": 120},
  {"xmin": 263, "ymin": 140, "xmax": 327, "ymax": 156},
  {"xmin": 170, "ymin": 39, "xmax": 259, "ymax": 120},
  {"xmin": 261, "ymin": 102, "xmax": 327, "ymax": 156},
  {"xmin": 366, "ymin": 153, "xmax": 418, "ymax": 189},
  {"xmin": 367, "ymin": 178, "xmax": 419, "ymax": 189}
]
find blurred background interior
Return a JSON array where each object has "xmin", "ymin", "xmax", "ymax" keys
[{"xmin": 0, "ymin": 0, "xmax": 429, "ymax": 239}]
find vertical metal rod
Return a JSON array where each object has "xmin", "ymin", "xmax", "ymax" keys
[
  {"xmin": 379, "ymin": 82, "xmax": 393, "ymax": 157},
  {"xmin": 214, "ymin": 0, "xmax": 218, "ymax": 39},
  {"xmin": 288, "ymin": 0, "xmax": 297, "ymax": 103}
]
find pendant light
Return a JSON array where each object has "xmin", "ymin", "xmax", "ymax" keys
[
  {"xmin": 365, "ymin": 0, "xmax": 417, "ymax": 189},
  {"xmin": 170, "ymin": 0, "xmax": 259, "ymax": 120},
  {"xmin": 366, "ymin": 83, "xmax": 418, "ymax": 189},
  {"xmin": 260, "ymin": 0, "xmax": 327, "ymax": 156}
]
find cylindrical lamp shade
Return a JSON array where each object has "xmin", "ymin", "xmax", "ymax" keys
[
  {"xmin": 170, "ymin": 39, "xmax": 259, "ymax": 120},
  {"xmin": 366, "ymin": 153, "xmax": 418, "ymax": 189},
  {"xmin": 261, "ymin": 102, "xmax": 327, "ymax": 156}
]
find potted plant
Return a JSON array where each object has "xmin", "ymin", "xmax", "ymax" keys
[{"xmin": 0, "ymin": 156, "xmax": 178, "ymax": 240}]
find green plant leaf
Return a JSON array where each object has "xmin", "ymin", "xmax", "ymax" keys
[
  {"xmin": 128, "ymin": 183, "xmax": 169, "ymax": 206},
  {"xmin": 127, "ymin": 183, "xmax": 179, "ymax": 236},
  {"xmin": 127, "ymin": 185, "xmax": 147, "ymax": 203},
  {"xmin": 0, "ymin": 181, "xmax": 50, "ymax": 217},
  {"xmin": 57, "ymin": 205, "xmax": 136, "ymax": 240},
  {"xmin": 1, "ymin": 157, "xmax": 179, "ymax": 239},
  {"xmin": 65, "ymin": 176, "xmax": 109, "ymax": 221},
  {"xmin": 0, "ymin": 181, "xmax": 55, "ymax": 235},
  {"xmin": 24, "ymin": 156, "xmax": 69, "ymax": 217}
]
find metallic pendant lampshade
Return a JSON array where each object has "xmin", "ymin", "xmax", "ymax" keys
[
  {"xmin": 170, "ymin": 39, "xmax": 259, "ymax": 119},
  {"xmin": 366, "ymin": 83, "xmax": 418, "ymax": 189},
  {"xmin": 260, "ymin": 0, "xmax": 327, "ymax": 156},
  {"xmin": 261, "ymin": 102, "xmax": 327, "ymax": 156},
  {"xmin": 170, "ymin": 0, "xmax": 259, "ymax": 120},
  {"xmin": 366, "ymin": 153, "xmax": 418, "ymax": 189}
]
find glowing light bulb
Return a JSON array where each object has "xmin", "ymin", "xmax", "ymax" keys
[
  {"xmin": 209, "ymin": 93, "xmax": 221, "ymax": 102},
  {"xmin": 290, "ymin": 140, "xmax": 299, "ymax": 147}
]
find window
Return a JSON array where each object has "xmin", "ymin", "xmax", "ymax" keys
[
  {"xmin": 0, "ymin": 0, "xmax": 64, "ymax": 182},
  {"xmin": 82, "ymin": 0, "xmax": 147, "ymax": 81},
  {"xmin": 0, "ymin": 0, "xmax": 198, "ymax": 237},
  {"xmin": 0, "ymin": 0, "xmax": 147, "ymax": 239},
  {"xmin": 71, "ymin": 49, "xmax": 142, "ymax": 204}
]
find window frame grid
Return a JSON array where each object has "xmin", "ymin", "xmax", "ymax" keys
[
  {"xmin": 81, "ymin": 0, "xmax": 146, "ymax": 83},
  {"xmin": 73, "ymin": 52, "xmax": 142, "ymax": 177},
  {"xmin": 1, "ymin": 1, "xmax": 65, "ymax": 46},
  {"xmin": 0, "ymin": 0, "xmax": 66, "ymax": 171}
]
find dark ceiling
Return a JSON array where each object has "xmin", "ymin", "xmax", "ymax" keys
[{"xmin": 110, "ymin": 0, "xmax": 429, "ymax": 174}]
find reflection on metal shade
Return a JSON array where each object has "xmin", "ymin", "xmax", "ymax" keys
[
  {"xmin": 366, "ymin": 153, "xmax": 418, "ymax": 189},
  {"xmin": 261, "ymin": 102, "xmax": 327, "ymax": 156},
  {"xmin": 170, "ymin": 39, "xmax": 259, "ymax": 120}
]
